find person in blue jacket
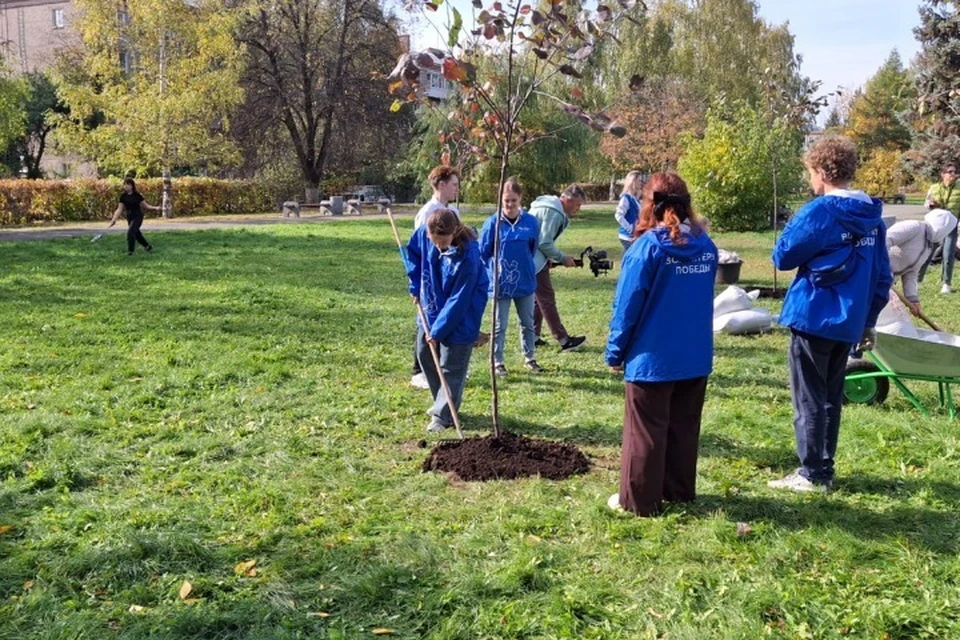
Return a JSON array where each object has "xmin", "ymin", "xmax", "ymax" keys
[
  {"xmin": 615, "ymin": 170, "xmax": 643, "ymax": 251},
  {"xmin": 605, "ymin": 171, "xmax": 718, "ymax": 516},
  {"xmin": 406, "ymin": 208, "xmax": 490, "ymax": 433},
  {"xmin": 769, "ymin": 135, "xmax": 892, "ymax": 493},
  {"xmin": 479, "ymin": 177, "xmax": 543, "ymax": 376}
]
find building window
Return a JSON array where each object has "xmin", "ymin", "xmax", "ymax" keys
[{"xmin": 52, "ymin": 8, "xmax": 65, "ymax": 29}]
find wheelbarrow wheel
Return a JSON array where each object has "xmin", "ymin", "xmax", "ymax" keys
[{"xmin": 844, "ymin": 359, "xmax": 889, "ymax": 405}]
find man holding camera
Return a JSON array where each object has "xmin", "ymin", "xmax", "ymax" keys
[{"xmin": 530, "ymin": 184, "xmax": 588, "ymax": 352}]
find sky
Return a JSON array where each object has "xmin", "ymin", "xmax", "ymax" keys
[{"xmin": 409, "ymin": 0, "xmax": 923, "ymax": 96}]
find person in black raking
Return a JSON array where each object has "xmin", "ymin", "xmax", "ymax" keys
[{"xmin": 108, "ymin": 178, "xmax": 160, "ymax": 255}]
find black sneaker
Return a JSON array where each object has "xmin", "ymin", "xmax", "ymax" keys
[
  {"xmin": 524, "ymin": 360, "xmax": 544, "ymax": 373},
  {"xmin": 559, "ymin": 336, "xmax": 586, "ymax": 352},
  {"xmin": 534, "ymin": 338, "xmax": 548, "ymax": 347},
  {"xmin": 495, "ymin": 363, "xmax": 508, "ymax": 377}
]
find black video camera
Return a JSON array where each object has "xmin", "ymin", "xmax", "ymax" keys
[{"xmin": 574, "ymin": 246, "xmax": 613, "ymax": 277}]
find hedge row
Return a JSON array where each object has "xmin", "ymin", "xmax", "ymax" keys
[{"xmin": 0, "ymin": 178, "xmax": 280, "ymax": 226}]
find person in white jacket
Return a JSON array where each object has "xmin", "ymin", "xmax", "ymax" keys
[{"xmin": 886, "ymin": 209, "xmax": 958, "ymax": 316}]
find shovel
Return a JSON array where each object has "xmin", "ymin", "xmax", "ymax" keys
[{"xmin": 894, "ymin": 288, "xmax": 942, "ymax": 332}]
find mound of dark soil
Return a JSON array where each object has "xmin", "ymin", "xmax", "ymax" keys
[
  {"xmin": 422, "ymin": 432, "xmax": 590, "ymax": 481},
  {"xmin": 755, "ymin": 287, "xmax": 786, "ymax": 299}
]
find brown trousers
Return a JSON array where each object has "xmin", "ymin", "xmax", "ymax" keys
[
  {"xmin": 619, "ymin": 377, "xmax": 708, "ymax": 516},
  {"xmin": 533, "ymin": 266, "xmax": 569, "ymax": 342}
]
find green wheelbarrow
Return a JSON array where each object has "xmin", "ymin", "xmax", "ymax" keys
[{"xmin": 844, "ymin": 328, "xmax": 960, "ymax": 418}]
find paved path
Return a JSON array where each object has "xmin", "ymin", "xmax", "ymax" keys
[{"xmin": 0, "ymin": 203, "xmax": 930, "ymax": 243}]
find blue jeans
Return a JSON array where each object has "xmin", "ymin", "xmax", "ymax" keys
[
  {"xmin": 417, "ymin": 331, "xmax": 474, "ymax": 426},
  {"xmin": 493, "ymin": 295, "xmax": 536, "ymax": 365},
  {"xmin": 943, "ymin": 225, "xmax": 958, "ymax": 285},
  {"xmin": 788, "ymin": 330, "xmax": 850, "ymax": 483}
]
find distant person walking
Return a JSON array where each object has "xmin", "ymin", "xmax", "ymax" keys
[
  {"xmin": 108, "ymin": 178, "xmax": 160, "ymax": 255},
  {"xmin": 615, "ymin": 171, "xmax": 643, "ymax": 251},
  {"xmin": 410, "ymin": 166, "xmax": 462, "ymax": 390},
  {"xmin": 924, "ymin": 162, "xmax": 960, "ymax": 293}
]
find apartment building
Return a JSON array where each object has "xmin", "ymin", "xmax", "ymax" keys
[{"xmin": 0, "ymin": 0, "xmax": 77, "ymax": 73}]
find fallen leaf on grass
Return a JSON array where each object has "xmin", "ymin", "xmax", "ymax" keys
[
  {"xmin": 0, "ymin": 525, "xmax": 13, "ymax": 535},
  {"xmin": 128, "ymin": 605, "xmax": 147, "ymax": 614},
  {"xmin": 234, "ymin": 559, "xmax": 258, "ymax": 577},
  {"xmin": 179, "ymin": 581, "xmax": 193, "ymax": 599},
  {"xmin": 371, "ymin": 629, "xmax": 395, "ymax": 636},
  {"xmin": 23, "ymin": 580, "xmax": 34, "ymax": 590},
  {"xmin": 736, "ymin": 522, "xmax": 752, "ymax": 537},
  {"xmin": 183, "ymin": 598, "xmax": 204, "ymax": 605},
  {"xmin": 74, "ymin": 313, "xmax": 87, "ymax": 318},
  {"xmin": 307, "ymin": 612, "xmax": 331, "ymax": 618}
]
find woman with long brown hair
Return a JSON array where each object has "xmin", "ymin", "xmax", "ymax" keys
[
  {"xmin": 605, "ymin": 172, "xmax": 718, "ymax": 515},
  {"xmin": 405, "ymin": 208, "xmax": 489, "ymax": 433}
]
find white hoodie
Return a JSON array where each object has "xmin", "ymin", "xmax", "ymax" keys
[{"xmin": 886, "ymin": 209, "xmax": 958, "ymax": 302}]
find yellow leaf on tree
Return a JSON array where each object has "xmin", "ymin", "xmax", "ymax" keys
[
  {"xmin": 234, "ymin": 559, "xmax": 258, "ymax": 576},
  {"xmin": 371, "ymin": 629, "xmax": 395, "ymax": 635},
  {"xmin": 179, "ymin": 581, "xmax": 193, "ymax": 600}
]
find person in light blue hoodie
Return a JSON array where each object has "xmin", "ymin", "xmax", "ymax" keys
[
  {"xmin": 769, "ymin": 135, "xmax": 892, "ymax": 493},
  {"xmin": 605, "ymin": 172, "xmax": 718, "ymax": 516},
  {"xmin": 479, "ymin": 177, "xmax": 543, "ymax": 375},
  {"xmin": 615, "ymin": 170, "xmax": 643, "ymax": 251},
  {"xmin": 406, "ymin": 208, "xmax": 490, "ymax": 433}
]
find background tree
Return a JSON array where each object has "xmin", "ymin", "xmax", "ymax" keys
[
  {"xmin": 846, "ymin": 50, "xmax": 915, "ymax": 155},
  {"xmin": 913, "ymin": 0, "xmax": 960, "ymax": 178},
  {"xmin": 52, "ymin": 0, "xmax": 244, "ymax": 216},
  {"xmin": 0, "ymin": 72, "xmax": 68, "ymax": 179},
  {"xmin": 239, "ymin": 0, "xmax": 407, "ymax": 203},
  {"xmin": 0, "ymin": 64, "xmax": 28, "ymax": 173},
  {"xmin": 599, "ymin": 76, "xmax": 704, "ymax": 174},
  {"xmin": 677, "ymin": 103, "xmax": 804, "ymax": 232}
]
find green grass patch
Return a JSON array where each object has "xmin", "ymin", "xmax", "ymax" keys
[{"xmin": 2, "ymin": 210, "xmax": 959, "ymax": 638}]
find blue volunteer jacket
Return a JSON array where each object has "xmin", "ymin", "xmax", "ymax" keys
[
  {"xmin": 616, "ymin": 194, "xmax": 641, "ymax": 242},
  {"xmin": 478, "ymin": 210, "xmax": 539, "ymax": 299},
  {"xmin": 405, "ymin": 226, "xmax": 489, "ymax": 345},
  {"xmin": 606, "ymin": 225, "xmax": 718, "ymax": 382},
  {"xmin": 773, "ymin": 194, "xmax": 892, "ymax": 344}
]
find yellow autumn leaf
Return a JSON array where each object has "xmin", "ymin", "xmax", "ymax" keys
[
  {"xmin": 179, "ymin": 581, "xmax": 193, "ymax": 600},
  {"xmin": 371, "ymin": 629, "xmax": 395, "ymax": 636},
  {"xmin": 74, "ymin": 313, "xmax": 87, "ymax": 318},
  {"xmin": 389, "ymin": 99, "xmax": 402, "ymax": 113},
  {"xmin": 234, "ymin": 559, "xmax": 257, "ymax": 576},
  {"xmin": 23, "ymin": 580, "xmax": 34, "ymax": 590},
  {"xmin": 0, "ymin": 525, "xmax": 13, "ymax": 536},
  {"xmin": 128, "ymin": 604, "xmax": 146, "ymax": 614}
]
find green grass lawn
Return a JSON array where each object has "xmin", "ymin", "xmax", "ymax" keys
[{"xmin": 2, "ymin": 209, "xmax": 960, "ymax": 639}]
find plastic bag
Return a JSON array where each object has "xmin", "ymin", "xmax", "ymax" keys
[
  {"xmin": 875, "ymin": 292, "xmax": 919, "ymax": 339},
  {"xmin": 713, "ymin": 285, "xmax": 758, "ymax": 317},
  {"xmin": 713, "ymin": 309, "xmax": 773, "ymax": 334}
]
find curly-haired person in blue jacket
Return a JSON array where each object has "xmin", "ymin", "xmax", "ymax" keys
[
  {"xmin": 769, "ymin": 135, "xmax": 892, "ymax": 493},
  {"xmin": 605, "ymin": 172, "xmax": 718, "ymax": 516},
  {"xmin": 406, "ymin": 209, "xmax": 490, "ymax": 433}
]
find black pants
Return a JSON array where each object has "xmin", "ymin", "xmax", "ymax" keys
[
  {"xmin": 619, "ymin": 377, "xmax": 708, "ymax": 516},
  {"xmin": 788, "ymin": 330, "xmax": 850, "ymax": 483},
  {"xmin": 127, "ymin": 215, "xmax": 150, "ymax": 253}
]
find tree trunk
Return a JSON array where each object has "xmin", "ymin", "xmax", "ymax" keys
[
  {"xmin": 161, "ymin": 168, "xmax": 173, "ymax": 218},
  {"xmin": 609, "ymin": 173, "xmax": 616, "ymax": 201}
]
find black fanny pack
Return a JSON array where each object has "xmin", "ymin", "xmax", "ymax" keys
[{"xmin": 804, "ymin": 236, "xmax": 862, "ymax": 287}]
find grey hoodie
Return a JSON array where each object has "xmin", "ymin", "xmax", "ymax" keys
[
  {"xmin": 886, "ymin": 209, "xmax": 958, "ymax": 302},
  {"xmin": 529, "ymin": 195, "xmax": 570, "ymax": 274}
]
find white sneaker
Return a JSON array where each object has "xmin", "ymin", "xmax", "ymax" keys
[
  {"xmin": 942, "ymin": 284, "xmax": 952, "ymax": 294},
  {"xmin": 426, "ymin": 419, "xmax": 447, "ymax": 433},
  {"xmin": 767, "ymin": 470, "xmax": 830, "ymax": 493},
  {"xmin": 410, "ymin": 373, "xmax": 430, "ymax": 390},
  {"xmin": 607, "ymin": 493, "xmax": 623, "ymax": 511}
]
